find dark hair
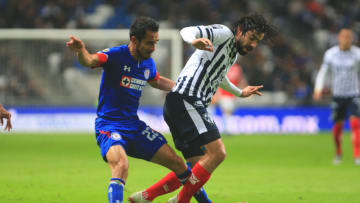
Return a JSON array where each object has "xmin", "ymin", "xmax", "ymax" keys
[
  {"xmin": 233, "ymin": 14, "xmax": 277, "ymax": 43},
  {"xmin": 130, "ymin": 17, "xmax": 159, "ymax": 41}
]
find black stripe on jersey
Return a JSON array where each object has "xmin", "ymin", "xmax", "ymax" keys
[
  {"xmin": 204, "ymin": 64, "xmax": 227, "ymax": 101},
  {"xmin": 192, "ymin": 39, "xmax": 230, "ymax": 96},
  {"xmin": 197, "ymin": 26, "xmax": 203, "ymax": 38},
  {"xmin": 184, "ymin": 58, "xmax": 204, "ymax": 94},
  {"xmin": 229, "ymin": 41, "xmax": 237, "ymax": 58},
  {"xmin": 200, "ymin": 55, "xmax": 226, "ymax": 96},
  {"xmin": 194, "ymin": 60, "xmax": 211, "ymax": 98},
  {"xmin": 205, "ymin": 28, "xmax": 211, "ymax": 41},
  {"xmin": 174, "ymin": 76, "xmax": 187, "ymax": 92},
  {"xmin": 210, "ymin": 28, "xmax": 214, "ymax": 43}
]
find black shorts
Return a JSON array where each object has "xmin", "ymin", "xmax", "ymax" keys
[
  {"xmin": 163, "ymin": 92, "xmax": 220, "ymax": 159},
  {"xmin": 331, "ymin": 96, "xmax": 360, "ymax": 122}
]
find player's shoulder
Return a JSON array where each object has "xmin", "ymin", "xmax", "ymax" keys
[
  {"xmin": 208, "ymin": 24, "xmax": 232, "ymax": 34},
  {"xmin": 100, "ymin": 45, "xmax": 128, "ymax": 54},
  {"xmin": 324, "ymin": 46, "xmax": 339, "ymax": 56},
  {"xmin": 351, "ymin": 45, "xmax": 360, "ymax": 54},
  {"xmin": 207, "ymin": 24, "xmax": 234, "ymax": 43}
]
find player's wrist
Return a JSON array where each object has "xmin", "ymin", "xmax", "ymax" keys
[{"xmin": 235, "ymin": 89, "xmax": 243, "ymax": 97}]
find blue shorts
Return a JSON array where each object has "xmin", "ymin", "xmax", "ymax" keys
[{"xmin": 95, "ymin": 118, "xmax": 167, "ymax": 162}]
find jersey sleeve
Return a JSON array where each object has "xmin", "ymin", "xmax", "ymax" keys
[
  {"xmin": 314, "ymin": 50, "xmax": 331, "ymax": 92},
  {"xmin": 180, "ymin": 24, "xmax": 233, "ymax": 46},
  {"xmin": 93, "ymin": 47, "xmax": 117, "ymax": 68},
  {"xmin": 147, "ymin": 60, "xmax": 159, "ymax": 82}
]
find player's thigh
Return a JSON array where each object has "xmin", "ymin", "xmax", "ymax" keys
[
  {"xmin": 331, "ymin": 98, "xmax": 348, "ymax": 121},
  {"xmin": 164, "ymin": 92, "xmax": 219, "ymax": 148},
  {"xmin": 127, "ymin": 125, "xmax": 168, "ymax": 161},
  {"xmin": 203, "ymin": 138, "xmax": 226, "ymax": 158},
  {"xmin": 199, "ymin": 138, "xmax": 226, "ymax": 173},
  {"xmin": 150, "ymin": 144, "xmax": 186, "ymax": 173},
  {"xmin": 348, "ymin": 97, "xmax": 360, "ymax": 117}
]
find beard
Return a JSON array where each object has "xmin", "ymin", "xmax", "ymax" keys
[
  {"xmin": 236, "ymin": 41, "xmax": 253, "ymax": 56},
  {"xmin": 136, "ymin": 47, "xmax": 151, "ymax": 60}
]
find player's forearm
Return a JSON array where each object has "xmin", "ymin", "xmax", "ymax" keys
[
  {"xmin": 77, "ymin": 49, "xmax": 98, "ymax": 67},
  {"xmin": 220, "ymin": 77, "xmax": 242, "ymax": 97},
  {"xmin": 314, "ymin": 64, "xmax": 328, "ymax": 92},
  {"xmin": 180, "ymin": 26, "xmax": 199, "ymax": 44},
  {"xmin": 151, "ymin": 76, "xmax": 176, "ymax": 91}
]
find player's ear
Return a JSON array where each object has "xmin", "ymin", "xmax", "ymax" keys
[
  {"xmin": 130, "ymin": 36, "xmax": 137, "ymax": 45},
  {"xmin": 236, "ymin": 26, "xmax": 243, "ymax": 38}
]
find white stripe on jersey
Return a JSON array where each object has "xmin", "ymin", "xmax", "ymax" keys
[
  {"xmin": 173, "ymin": 24, "xmax": 238, "ymax": 106},
  {"xmin": 315, "ymin": 45, "xmax": 360, "ymax": 97}
]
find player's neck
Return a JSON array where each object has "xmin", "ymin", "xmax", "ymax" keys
[
  {"xmin": 128, "ymin": 43, "xmax": 140, "ymax": 61},
  {"xmin": 339, "ymin": 45, "xmax": 351, "ymax": 51}
]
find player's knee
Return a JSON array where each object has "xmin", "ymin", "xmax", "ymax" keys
[
  {"xmin": 111, "ymin": 160, "xmax": 128, "ymax": 175},
  {"xmin": 171, "ymin": 155, "xmax": 187, "ymax": 173},
  {"xmin": 208, "ymin": 147, "xmax": 226, "ymax": 164},
  {"xmin": 215, "ymin": 148, "xmax": 227, "ymax": 163}
]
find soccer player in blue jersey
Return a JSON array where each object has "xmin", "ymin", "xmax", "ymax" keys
[
  {"xmin": 0, "ymin": 104, "xmax": 12, "ymax": 131},
  {"xmin": 66, "ymin": 17, "xmax": 192, "ymax": 203}
]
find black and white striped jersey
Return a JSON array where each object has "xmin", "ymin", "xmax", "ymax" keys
[
  {"xmin": 315, "ymin": 45, "xmax": 360, "ymax": 97},
  {"xmin": 172, "ymin": 24, "xmax": 238, "ymax": 106}
]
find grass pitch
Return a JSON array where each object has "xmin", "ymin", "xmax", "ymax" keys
[{"xmin": 0, "ymin": 132, "xmax": 359, "ymax": 203}]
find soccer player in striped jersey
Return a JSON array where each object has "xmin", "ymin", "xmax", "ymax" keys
[
  {"xmin": 67, "ymin": 17, "xmax": 192, "ymax": 203},
  {"xmin": 314, "ymin": 28, "xmax": 360, "ymax": 165},
  {"xmin": 0, "ymin": 104, "xmax": 12, "ymax": 131},
  {"xmin": 134, "ymin": 14, "xmax": 277, "ymax": 203}
]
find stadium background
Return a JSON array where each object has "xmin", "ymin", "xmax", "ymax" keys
[
  {"xmin": 1, "ymin": 0, "xmax": 360, "ymax": 203},
  {"xmin": 1, "ymin": 0, "xmax": 360, "ymax": 133}
]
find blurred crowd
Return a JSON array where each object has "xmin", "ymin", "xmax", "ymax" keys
[{"xmin": 1, "ymin": 0, "xmax": 360, "ymax": 105}]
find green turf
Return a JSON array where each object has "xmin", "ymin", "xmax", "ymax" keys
[{"xmin": 0, "ymin": 133, "xmax": 359, "ymax": 203}]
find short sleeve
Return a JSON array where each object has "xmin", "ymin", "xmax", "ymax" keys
[
  {"xmin": 147, "ymin": 60, "xmax": 159, "ymax": 82},
  {"xmin": 322, "ymin": 50, "xmax": 331, "ymax": 67},
  {"xmin": 95, "ymin": 47, "xmax": 118, "ymax": 67}
]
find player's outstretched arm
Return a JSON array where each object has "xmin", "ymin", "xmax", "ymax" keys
[
  {"xmin": 148, "ymin": 76, "xmax": 176, "ymax": 91},
  {"xmin": 66, "ymin": 35, "xmax": 99, "ymax": 67},
  {"xmin": 0, "ymin": 104, "xmax": 12, "ymax": 131},
  {"xmin": 240, "ymin": 85, "xmax": 263, "ymax": 97}
]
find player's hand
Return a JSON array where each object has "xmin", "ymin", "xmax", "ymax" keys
[
  {"xmin": 66, "ymin": 35, "xmax": 85, "ymax": 53},
  {"xmin": 192, "ymin": 38, "xmax": 214, "ymax": 52},
  {"xmin": 240, "ymin": 85, "xmax": 263, "ymax": 97},
  {"xmin": 313, "ymin": 91, "xmax": 322, "ymax": 101},
  {"xmin": 0, "ymin": 107, "xmax": 12, "ymax": 131}
]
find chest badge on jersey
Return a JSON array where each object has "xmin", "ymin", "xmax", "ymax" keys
[
  {"xmin": 111, "ymin": 132, "xmax": 122, "ymax": 141},
  {"xmin": 144, "ymin": 69, "xmax": 150, "ymax": 80}
]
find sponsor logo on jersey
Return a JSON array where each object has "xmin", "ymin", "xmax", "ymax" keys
[
  {"xmin": 121, "ymin": 76, "xmax": 131, "ymax": 88},
  {"xmin": 120, "ymin": 75, "xmax": 147, "ymax": 91},
  {"xmin": 144, "ymin": 69, "xmax": 150, "ymax": 80},
  {"xmin": 111, "ymin": 132, "xmax": 122, "ymax": 141}
]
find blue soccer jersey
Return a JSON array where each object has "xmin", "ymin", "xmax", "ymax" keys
[
  {"xmin": 95, "ymin": 45, "xmax": 159, "ymax": 126},
  {"xmin": 93, "ymin": 45, "xmax": 167, "ymax": 162}
]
